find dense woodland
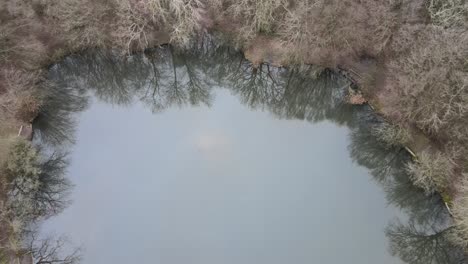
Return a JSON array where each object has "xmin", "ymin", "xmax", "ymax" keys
[{"xmin": 0, "ymin": 0, "xmax": 467, "ymax": 263}]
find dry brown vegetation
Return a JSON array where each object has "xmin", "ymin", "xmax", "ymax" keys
[
  {"xmin": 389, "ymin": 26, "xmax": 468, "ymax": 136},
  {"xmin": 451, "ymin": 175, "xmax": 468, "ymax": 250},
  {"xmin": 406, "ymin": 151, "xmax": 456, "ymax": 195},
  {"xmin": 426, "ymin": 0, "xmax": 468, "ymax": 28},
  {"xmin": 278, "ymin": 0, "xmax": 399, "ymax": 65},
  {"xmin": 0, "ymin": 0, "xmax": 468, "ymax": 256},
  {"xmin": 371, "ymin": 122, "xmax": 411, "ymax": 148}
]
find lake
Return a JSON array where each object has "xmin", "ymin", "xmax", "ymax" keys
[{"xmin": 35, "ymin": 47, "xmax": 456, "ymax": 264}]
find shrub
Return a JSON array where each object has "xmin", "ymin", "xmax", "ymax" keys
[
  {"xmin": 14, "ymin": 94, "xmax": 40, "ymax": 123},
  {"xmin": 406, "ymin": 151, "xmax": 455, "ymax": 194},
  {"xmin": 163, "ymin": 0, "xmax": 206, "ymax": 47},
  {"xmin": 2, "ymin": 139, "xmax": 40, "ymax": 222},
  {"xmin": 389, "ymin": 25, "xmax": 468, "ymax": 135},
  {"xmin": 0, "ymin": 22, "xmax": 19, "ymax": 62},
  {"xmin": 426, "ymin": 0, "xmax": 468, "ymax": 29},
  {"xmin": 372, "ymin": 122, "xmax": 411, "ymax": 147},
  {"xmin": 0, "ymin": 250, "xmax": 7, "ymax": 264},
  {"xmin": 226, "ymin": 0, "xmax": 289, "ymax": 42},
  {"xmin": 114, "ymin": 0, "xmax": 206, "ymax": 52},
  {"xmin": 4, "ymin": 140, "xmax": 41, "ymax": 213},
  {"xmin": 0, "ymin": 68, "xmax": 41, "ymax": 123},
  {"xmin": 44, "ymin": 0, "xmax": 112, "ymax": 50},
  {"xmin": 451, "ymin": 175, "xmax": 468, "ymax": 250},
  {"xmin": 0, "ymin": 137, "xmax": 17, "ymax": 176},
  {"xmin": 113, "ymin": 0, "xmax": 151, "ymax": 52},
  {"xmin": 0, "ymin": 15, "xmax": 50, "ymax": 67},
  {"xmin": 278, "ymin": 0, "xmax": 398, "ymax": 65},
  {"xmin": 4, "ymin": 140, "xmax": 40, "ymax": 183},
  {"xmin": 3, "ymin": 139, "xmax": 71, "ymax": 221}
]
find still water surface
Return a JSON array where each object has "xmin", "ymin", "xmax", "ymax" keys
[{"xmin": 37, "ymin": 48, "xmax": 454, "ymax": 264}]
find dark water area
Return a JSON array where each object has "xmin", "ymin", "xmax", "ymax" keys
[{"xmin": 34, "ymin": 47, "xmax": 460, "ymax": 264}]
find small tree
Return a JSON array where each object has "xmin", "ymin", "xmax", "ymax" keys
[
  {"xmin": 114, "ymin": 0, "xmax": 206, "ymax": 52},
  {"xmin": 44, "ymin": 0, "xmax": 111, "ymax": 50},
  {"xmin": 372, "ymin": 122, "xmax": 411, "ymax": 148},
  {"xmin": 4, "ymin": 139, "xmax": 41, "ymax": 195},
  {"xmin": 451, "ymin": 175, "xmax": 468, "ymax": 250},
  {"xmin": 426, "ymin": 0, "xmax": 468, "ymax": 29},
  {"xmin": 406, "ymin": 151, "xmax": 454, "ymax": 194},
  {"xmin": 4, "ymin": 140, "xmax": 71, "ymax": 221},
  {"xmin": 225, "ymin": 0, "xmax": 289, "ymax": 45}
]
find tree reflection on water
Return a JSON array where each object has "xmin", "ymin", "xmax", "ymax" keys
[{"xmin": 37, "ymin": 46, "xmax": 464, "ymax": 264}]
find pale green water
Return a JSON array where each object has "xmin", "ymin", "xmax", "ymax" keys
[{"xmin": 36, "ymin": 48, "xmax": 458, "ymax": 264}]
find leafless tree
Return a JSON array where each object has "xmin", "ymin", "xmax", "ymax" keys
[
  {"xmin": 371, "ymin": 122, "xmax": 411, "ymax": 148},
  {"xmin": 426, "ymin": 0, "xmax": 468, "ymax": 29},
  {"xmin": 226, "ymin": 0, "xmax": 290, "ymax": 43},
  {"xmin": 406, "ymin": 151, "xmax": 455, "ymax": 195},
  {"xmin": 452, "ymin": 175, "xmax": 468, "ymax": 250}
]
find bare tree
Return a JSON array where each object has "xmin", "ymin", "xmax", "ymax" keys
[
  {"xmin": 371, "ymin": 122, "xmax": 411, "ymax": 148},
  {"xmin": 45, "ymin": 0, "xmax": 111, "ymax": 50},
  {"xmin": 225, "ymin": 0, "xmax": 290, "ymax": 44},
  {"xmin": 426, "ymin": 0, "xmax": 468, "ymax": 29},
  {"xmin": 406, "ymin": 151, "xmax": 455, "ymax": 195},
  {"xmin": 452, "ymin": 175, "xmax": 468, "ymax": 250}
]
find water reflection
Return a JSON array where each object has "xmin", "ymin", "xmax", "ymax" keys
[
  {"xmin": 386, "ymin": 222, "xmax": 462, "ymax": 264},
  {"xmin": 348, "ymin": 113, "xmax": 464, "ymax": 263},
  {"xmin": 38, "ymin": 46, "xmax": 462, "ymax": 263},
  {"xmin": 33, "ymin": 79, "xmax": 88, "ymax": 147}
]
